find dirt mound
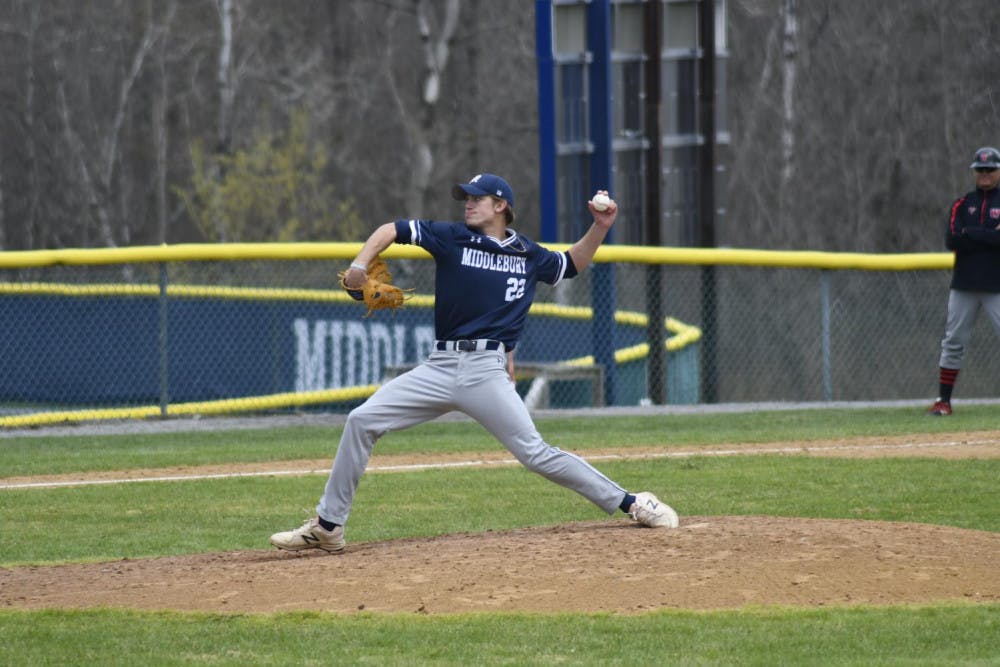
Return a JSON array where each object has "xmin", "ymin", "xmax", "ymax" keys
[{"xmin": 3, "ymin": 516, "xmax": 998, "ymax": 614}]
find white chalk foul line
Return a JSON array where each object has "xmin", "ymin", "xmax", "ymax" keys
[
  {"xmin": 2, "ymin": 438, "xmax": 998, "ymax": 490},
  {"xmin": 0, "ymin": 459, "xmax": 521, "ymax": 490}
]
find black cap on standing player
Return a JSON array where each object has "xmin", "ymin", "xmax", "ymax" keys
[{"xmin": 970, "ymin": 147, "xmax": 1000, "ymax": 170}]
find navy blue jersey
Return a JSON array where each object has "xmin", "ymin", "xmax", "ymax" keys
[{"xmin": 394, "ymin": 219, "xmax": 578, "ymax": 349}]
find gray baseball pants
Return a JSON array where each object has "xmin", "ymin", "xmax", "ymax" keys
[
  {"xmin": 316, "ymin": 344, "xmax": 627, "ymax": 525},
  {"xmin": 939, "ymin": 290, "xmax": 1000, "ymax": 369}
]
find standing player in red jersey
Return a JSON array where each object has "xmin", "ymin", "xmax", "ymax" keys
[{"xmin": 928, "ymin": 147, "xmax": 1000, "ymax": 416}]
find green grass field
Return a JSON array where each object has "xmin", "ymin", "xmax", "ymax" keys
[{"xmin": 1, "ymin": 405, "xmax": 999, "ymax": 666}]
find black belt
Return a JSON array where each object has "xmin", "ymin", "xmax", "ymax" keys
[{"xmin": 436, "ymin": 339, "xmax": 503, "ymax": 352}]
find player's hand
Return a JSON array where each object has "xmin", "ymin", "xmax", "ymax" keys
[
  {"xmin": 344, "ymin": 266, "xmax": 366, "ymax": 291},
  {"xmin": 339, "ymin": 256, "xmax": 413, "ymax": 315},
  {"xmin": 341, "ymin": 263, "xmax": 367, "ymax": 300},
  {"xmin": 587, "ymin": 190, "xmax": 617, "ymax": 229}
]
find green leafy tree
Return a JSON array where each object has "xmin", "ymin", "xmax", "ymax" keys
[{"xmin": 180, "ymin": 112, "xmax": 364, "ymax": 242}]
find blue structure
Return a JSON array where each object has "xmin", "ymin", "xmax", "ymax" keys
[
  {"xmin": 536, "ymin": 0, "xmax": 619, "ymax": 404},
  {"xmin": 535, "ymin": 0, "xmax": 728, "ymax": 405}
]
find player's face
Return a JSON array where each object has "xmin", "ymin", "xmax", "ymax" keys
[
  {"xmin": 463, "ymin": 195, "xmax": 499, "ymax": 228},
  {"xmin": 974, "ymin": 167, "xmax": 1000, "ymax": 191}
]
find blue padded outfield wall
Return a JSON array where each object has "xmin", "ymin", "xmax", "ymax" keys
[{"xmin": 0, "ymin": 294, "xmax": 697, "ymax": 408}]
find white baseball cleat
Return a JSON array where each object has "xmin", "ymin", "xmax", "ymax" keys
[
  {"xmin": 629, "ymin": 492, "xmax": 680, "ymax": 528},
  {"xmin": 270, "ymin": 517, "xmax": 346, "ymax": 552}
]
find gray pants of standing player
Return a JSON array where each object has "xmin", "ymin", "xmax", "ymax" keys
[
  {"xmin": 316, "ymin": 346, "xmax": 627, "ymax": 526},
  {"xmin": 939, "ymin": 289, "xmax": 1000, "ymax": 369}
]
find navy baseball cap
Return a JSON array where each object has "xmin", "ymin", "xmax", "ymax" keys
[
  {"xmin": 451, "ymin": 173, "xmax": 515, "ymax": 210},
  {"xmin": 970, "ymin": 147, "xmax": 1000, "ymax": 169}
]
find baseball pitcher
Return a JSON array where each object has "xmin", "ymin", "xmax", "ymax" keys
[{"xmin": 271, "ymin": 173, "xmax": 679, "ymax": 553}]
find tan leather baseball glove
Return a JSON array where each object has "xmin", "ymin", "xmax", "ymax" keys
[{"xmin": 338, "ymin": 256, "xmax": 413, "ymax": 317}]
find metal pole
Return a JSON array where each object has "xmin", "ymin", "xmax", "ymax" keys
[
  {"xmin": 158, "ymin": 263, "xmax": 169, "ymax": 418},
  {"xmin": 821, "ymin": 270, "xmax": 832, "ymax": 401},
  {"xmin": 535, "ymin": 0, "xmax": 558, "ymax": 243},
  {"xmin": 698, "ymin": 0, "xmax": 719, "ymax": 402},
  {"xmin": 588, "ymin": 0, "xmax": 617, "ymax": 405},
  {"xmin": 644, "ymin": 0, "xmax": 666, "ymax": 404}
]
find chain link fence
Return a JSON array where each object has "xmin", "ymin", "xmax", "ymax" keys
[{"xmin": 1, "ymin": 246, "xmax": 996, "ymax": 427}]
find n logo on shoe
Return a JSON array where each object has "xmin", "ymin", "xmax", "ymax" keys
[{"xmin": 301, "ymin": 532, "xmax": 320, "ymax": 544}]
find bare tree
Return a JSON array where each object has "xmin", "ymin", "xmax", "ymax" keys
[
  {"xmin": 152, "ymin": 1, "xmax": 177, "ymax": 244},
  {"xmin": 215, "ymin": 0, "xmax": 236, "ymax": 155},
  {"xmin": 727, "ymin": 0, "xmax": 1000, "ymax": 252},
  {"xmin": 381, "ymin": 0, "xmax": 461, "ymax": 217},
  {"xmin": 47, "ymin": 2, "xmax": 173, "ymax": 247},
  {"xmin": 1, "ymin": 1, "xmax": 42, "ymax": 248},
  {"xmin": 778, "ymin": 0, "xmax": 797, "ymax": 221},
  {"xmin": 0, "ymin": 2, "xmax": 536, "ymax": 249}
]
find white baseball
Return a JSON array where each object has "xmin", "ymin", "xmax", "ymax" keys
[{"xmin": 592, "ymin": 193, "xmax": 611, "ymax": 212}]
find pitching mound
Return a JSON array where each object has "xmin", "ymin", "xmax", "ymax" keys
[{"xmin": 3, "ymin": 515, "xmax": 998, "ymax": 614}]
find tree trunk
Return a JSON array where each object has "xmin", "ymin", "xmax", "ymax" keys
[
  {"xmin": 779, "ymin": 0, "xmax": 798, "ymax": 225},
  {"xmin": 405, "ymin": 0, "xmax": 461, "ymax": 215},
  {"xmin": 216, "ymin": 0, "xmax": 235, "ymax": 155}
]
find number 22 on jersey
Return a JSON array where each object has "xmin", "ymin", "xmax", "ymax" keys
[{"xmin": 505, "ymin": 277, "xmax": 526, "ymax": 301}]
